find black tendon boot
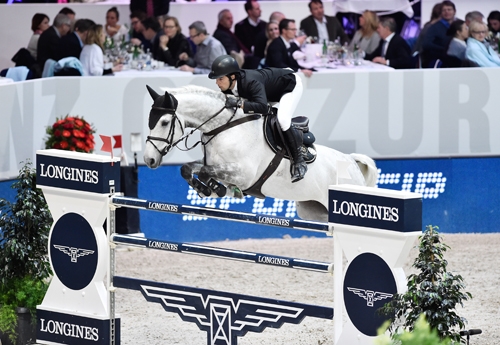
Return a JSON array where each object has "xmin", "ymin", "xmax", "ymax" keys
[{"xmin": 283, "ymin": 127, "xmax": 307, "ymax": 182}]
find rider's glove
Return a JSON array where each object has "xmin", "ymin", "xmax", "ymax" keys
[{"xmin": 225, "ymin": 97, "xmax": 242, "ymax": 109}]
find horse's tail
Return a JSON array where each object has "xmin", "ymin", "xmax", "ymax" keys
[{"xmin": 350, "ymin": 153, "xmax": 378, "ymax": 187}]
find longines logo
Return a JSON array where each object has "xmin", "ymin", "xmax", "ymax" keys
[
  {"xmin": 257, "ymin": 255, "xmax": 290, "ymax": 266},
  {"xmin": 347, "ymin": 287, "xmax": 393, "ymax": 307},
  {"xmin": 257, "ymin": 216, "xmax": 290, "ymax": 227},
  {"xmin": 53, "ymin": 245, "xmax": 95, "ymax": 263},
  {"xmin": 39, "ymin": 163, "xmax": 99, "ymax": 184},
  {"xmin": 39, "ymin": 319, "xmax": 99, "ymax": 341},
  {"xmin": 147, "ymin": 202, "xmax": 178, "ymax": 212},
  {"xmin": 331, "ymin": 200, "xmax": 399, "ymax": 222},
  {"xmin": 148, "ymin": 241, "xmax": 178, "ymax": 251}
]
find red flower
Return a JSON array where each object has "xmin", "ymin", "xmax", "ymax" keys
[
  {"xmin": 45, "ymin": 115, "xmax": 95, "ymax": 153},
  {"xmin": 53, "ymin": 142, "xmax": 61, "ymax": 149},
  {"xmin": 54, "ymin": 130, "xmax": 61, "ymax": 137},
  {"xmin": 76, "ymin": 141, "xmax": 85, "ymax": 149},
  {"xmin": 75, "ymin": 119, "xmax": 84, "ymax": 127},
  {"xmin": 63, "ymin": 122, "xmax": 74, "ymax": 129},
  {"xmin": 60, "ymin": 141, "xmax": 69, "ymax": 149},
  {"xmin": 62, "ymin": 130, "xmax": 71, "ymax": 137}
]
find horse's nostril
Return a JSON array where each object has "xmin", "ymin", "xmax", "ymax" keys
[{"xmin": 148, "ymin": 158, "xmax": 155, "ymax": 166}]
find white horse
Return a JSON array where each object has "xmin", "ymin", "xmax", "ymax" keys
[{"xmin": 143, "ymin": 85, "xmax": 378, "ymax": 222}]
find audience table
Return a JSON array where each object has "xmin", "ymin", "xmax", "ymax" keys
[{"xmin": 0, "ymin": 77, "xmax": 14, "ymax": 85}]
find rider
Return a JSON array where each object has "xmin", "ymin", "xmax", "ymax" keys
[{"xmin": 208, "ymin": 54, "xmax": 307, "ymax": 183}]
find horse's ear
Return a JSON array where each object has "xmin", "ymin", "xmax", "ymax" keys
[
  {"xmin": 146, "ymin": 85, "xmax": 160, "ymax": 100},
  {"xmin": 162, "ymin": 91, "xmax": 178, "ymax": 110}
]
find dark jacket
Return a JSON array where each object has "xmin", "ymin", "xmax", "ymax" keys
[
  {"xmin": 58, "ymin": 32, "xmax": 83, "ymax": 60},
  {"xmin": 234, "ymin": 18, "xmax": 267, "ymax": 52},
  {"xmin": 214, "ymin": 24, "xmax": 250, "ymax": 55},
  {"xmin": 223, "ymin": 68, "xmax": 296, "ymax": 114},
  {"xmin": 37, "ymin": 26, "xmax": 61, "ymax": 67},
  {"xmin": 155, "ymin": 32, "xmax": 192, "ymax": 66},
  {"xmin": 422, "ymin": 19, "xmax": 452, "ymax": 65},
  {"xmin": 365, "ymin": 34, "xmax": 413, "ymax": 69},
  {"xmin": 130, "ymin": 0, "xmax": 170, "ymax": 17},
  {"xmin": 300, "ymin": 15, "xmax": 348, "ymax": 44},
  {"xmin": 265, "ymin": 37, "xmax": 301, "ymax": 71}
]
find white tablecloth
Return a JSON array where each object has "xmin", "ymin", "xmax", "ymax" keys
[
  {"xmin": 332, "ymin": 0, "xmax": 414, "ymax": 18},
  {"xmin": 300, "ymin": 59, "xmax": 393, "ymax": 71},
  {"xmin": 0, "ymin": 77, "xmax": 14, "ymax": 85},
  {"xmin": 114, "ymin": 67, "xmax": 191, "ymax": 78}
]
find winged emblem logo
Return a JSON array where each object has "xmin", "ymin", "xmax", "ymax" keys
[
  {"xmin": 114, "ymin": 276, "xmax": 333, "ymax": 345},
  {"xmin": 347, "ymin": 287, "xmax": 393, "ymax": 307},
  {"xmin": 53, "ymin": 245, "xmax": 95, "ymax": 263}
]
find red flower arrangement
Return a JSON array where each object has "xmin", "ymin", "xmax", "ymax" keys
[{"xmin": 45, "ymin": 115, "xmax": 95, "ymax": 153}]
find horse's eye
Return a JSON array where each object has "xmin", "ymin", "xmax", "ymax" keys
[{"xmin": 161, "ymin": 120, "xmax": 169, "ymax": 127}]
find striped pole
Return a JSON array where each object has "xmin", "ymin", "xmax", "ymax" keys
[
  {"xmin": 111, "ymin": 196, "xmax": 330, "ymax": 233},
  {"xmin": 113, "ymin": 234, "xmax": 333, "ymax": 274}
]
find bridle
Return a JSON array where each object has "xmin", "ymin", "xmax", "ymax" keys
[{"xmin": 146, "ymin": 96, "xmax": 237, "ymax": 157}]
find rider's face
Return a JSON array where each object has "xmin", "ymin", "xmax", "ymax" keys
[{"xmin": 215, "ymin": 76, "xmax": 231, "ymax": 91}]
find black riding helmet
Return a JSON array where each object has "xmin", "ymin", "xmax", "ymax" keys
[{"xmin": 208, "ymin": 55, "xmax": 240, "ymax": 79}]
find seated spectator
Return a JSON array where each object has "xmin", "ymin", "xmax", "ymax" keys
[
  {"xmin": 264, "ymin": 20, "xmax": 280, "ymax": 57},
  {"xmin": 141, "ymin": 17, "xmax": 163, "ymax": 57},
  {"xmin": 266, "ymin": 19, "xmax": 312, "ymax": 77},
  {"xmin": 37, "ymin": 13, "xmax": 72, "ymax": 68},
  {"xmin": 105, "ymin": 7, "xmax": 129, "ymax": 44},
  {"xmin": 254, "ymin": 11, "xmax": 285, "ymax": 59},
  {"xmin": 235, "ymin": 0, "xmax": 267, "ymax": 53},
  {"xmin": 465, "ymin": 21, "xmax": 500, "ymax": 67},
  {"xmin": 59, "ymin": 7, "xmax": 76, "ymax": 28},
  {"xmin": 465, "ymin": 11, "xmax": 484, "ymax": 27},
  {"xmin": 214, "ymin": 9, "xmax": 257, "ymax": 68},
  {"xmin": 365, "ymin": 17, "xmax": 413, "ymax": 69},
  {"xmin": 300, "ymin": 0, "xmax": 348, "ymax": 44},
  {"xmin": 59, "ymin": 19, "xmax": 94, "ymax": 60},
  {"xmin": 488, "ymin": 11, "xmax": 500, "ymax": 35},
  {"xmin": 156, "ymin": 16, "xmax": 192, "ymax": 66},
  {"xmin": 348, "ymin": 10, "xmax": 381, "ymax": 55},
  {"xmin": 413, "ymin": 3, "xmax": 442, "ymax": 55},
  {"xmin": 178, "ymin": 21, "xmax": 226, "ymax": 74},
  {"xmin": 446, "ymin": 20, "xmax": 468, "ymax": 62},
  {"xmin": 421, "ymin": 0, "xmax": 456, "ymax": 68},
  {"xmin": 27, "ymin": 13, "xmax": 50, "ymax": 60},
  {"xmin": 130, "ymin": 11, "xmax": 151, "ymax": 51},
  {"xmin": 80, "ymin": 24, "xmax": 123, "ymax": 76}
]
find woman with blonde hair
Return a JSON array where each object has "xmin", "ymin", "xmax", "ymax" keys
[
  {"xmin": 465, "ymin": 20, "xmax": 500, "ymax": 67},
  {"xmin": 348, "ymin": 10, "xmax": 381, "ymax": 54},
  {"xmin": 80, "ymin": 24, "xmax": 122, "ymax": 76},
  {"xmin": 264, "ymin": 20, "xmax": 280, "ymax": 57}
]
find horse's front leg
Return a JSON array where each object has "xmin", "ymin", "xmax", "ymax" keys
[
  {"xmin": 198, "ymin": 163, "xmax": 248, "ymax": 199},
  {"xmin": 180, "ymin": 160, "xmax": 212, "ymax": 197}
]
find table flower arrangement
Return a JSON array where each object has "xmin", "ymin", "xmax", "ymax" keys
[{"xmin": 44, "ymin": 115, "xmax": 95, "ymax": 153}]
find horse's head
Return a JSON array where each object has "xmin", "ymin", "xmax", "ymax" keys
[{"xmin": 143, "ymin": 85, "xmax": 184, "ymax": 169}]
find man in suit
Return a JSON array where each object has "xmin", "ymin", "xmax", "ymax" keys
[
  {"xmin": 214, "ymin": 10, "xmax": 248, "ymax": 67},
  {"xmin": 365, "ymin": 17, "xmax": 413, "ymax": 69},
  {"xmin": 37, "ymin": 13, "xmax": 72, "ymax": 68},
  {"xmin": 254, "ymin": 11, "xmax": 285, "ymax": 59},
  {"xmin": 300, "ymin": 0, "xmax": 348, "ymax": 44},
  {"xmin": 58, "ymin": 19, "xmax": 94, "ymax": 60},
  {"xmin": 234, "ymin": 0, "xmax": 267, "ymax": 54},
  {"xmin": 208, "ymin": 55, "xmax": 307, "ymax": 182},
  {"xmin": 266, "ymin": 19, "xmax": 312, "ymax": 77}
]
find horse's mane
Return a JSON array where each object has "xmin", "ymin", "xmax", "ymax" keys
[{"xmin": 169, "ymin": 85, "xmax": 226, "ymax": 103}]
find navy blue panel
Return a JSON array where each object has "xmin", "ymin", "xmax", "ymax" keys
[
  {"xmin": 328, "ymin": 190, "xmax": 422, "ymax": 232},
  {"xmin": 36, "ymin": 153, "xmax": 120, "ymax": 193},
  {"xmin": 37, "ymin": 309, "xmax": 120, "ymax": 345}
]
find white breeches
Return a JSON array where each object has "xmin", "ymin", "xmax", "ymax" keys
[{"xmin": 277, "ymin": 73, "xmax": 303, "ymax": 131}]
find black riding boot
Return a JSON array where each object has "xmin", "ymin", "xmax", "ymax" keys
[{"xmin": 283, "ymin": 127, "xmax": 307, "ymax": 183}]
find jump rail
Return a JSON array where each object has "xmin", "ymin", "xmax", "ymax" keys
[{"xmin": 112, "ymin": 196, "xmax": 330, "ymax": 233}]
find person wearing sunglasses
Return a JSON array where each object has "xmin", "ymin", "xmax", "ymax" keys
[{"xmin": 465, "ymin": 20, "xmax": 500, "ymax": 67}]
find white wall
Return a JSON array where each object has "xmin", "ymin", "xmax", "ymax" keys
[{"xmin": 0, "ymin": 1, "xmax": 335, "ymax": 69}]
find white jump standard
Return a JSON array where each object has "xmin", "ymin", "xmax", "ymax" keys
[{"xmin": 35, "ymin": 150, "xmax": 422, "ymax": 345}]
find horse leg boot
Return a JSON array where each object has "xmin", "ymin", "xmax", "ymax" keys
[{"xmin": 283, "ymin": 127, "xmax": 307, "ymax": 183}]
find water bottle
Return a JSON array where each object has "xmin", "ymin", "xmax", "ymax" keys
[
  {"xmin": 145, "ymin": 48, "xmax": 152, "ymax": 71},
  {"xmin": 322, "ymin": 40, "xmax": 327, "ymax": 56}
]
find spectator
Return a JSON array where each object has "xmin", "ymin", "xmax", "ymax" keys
[
  {"xmin": 235, "ymin": 0, "xmax": 267, "ymax": 53},
  {"xmin": 300, "ymin": 0, "xmax": 348, "ymax": 44},
  {"xmin": 421, "ymin": 1, "xmax": 456, "ymax": 68},
  {"xmin": 254, "ymin": 11, "xmax": 285, "ymax": 59},
  {"xmin": 365, "ymin": 17, "xmax": 413, "ymax": 69},
  {"xmin": 105, "ymin": 7, "xmax": 129, "ymax": 44},
  {"xmin": 80, "ymin": 24, "xmax": 123, "ymax": 76},
  {"xmin": 130, "ymin": 11, "xmax": 151, "ymax": 50},
  {"xmin": 266, "ymin": 19, "xmax": 313, "ymax": 77},
  {"xmin": 37, "ymin": 13, "xmax": 71, "ymax": 68},
  {"xmin": 156, "ymin": 16, "xmax": 192, "ymax": 67},
  {"xmin": 130, "ymin": 0, "xmax": 170, "ymax": 19},
  {"xmin": 214, "ymin": 9, "xmax": 252, "ymax": 68},
  {"xmin": 487, "ymin": 11, "xmax": 500, "ymax": 35},
  {"xmin": 348, "ymin": 10, "xmax": 381, "ymax": 55},
  {"xmin": 27, "ymin": 13, "xmax": 50, "ymax": 60},
  {"xmin": 413, "ymin": 2, "xmax": 442, "ymax": 54},
  {"xmin": 141, "ymin": 17, "xmax": 163, "ymax": 57},
  {"xmin": 59, "ymin": 7, "xmax": 76, "ymax": 29},
  {"xmin": 59, "ymin": 19, "xmax": 94, "ymax": 60},
  {"xmin": 465, "ymin": 11, "xmax": 484, "ymax": 27},
  {"xmin": 263, "ymin": 21, "xmax": 280, "ymax": 57},
  {"xmin": 178, "ymin": 21, "xmax": 225, "ymax": 74},
  {"xmin": 446, "ymin": 20, "xmax": 468, "ymax": 62},
  {"xmin": 465, "ymin": 20, "xmax": 500, "ymax": 67}
]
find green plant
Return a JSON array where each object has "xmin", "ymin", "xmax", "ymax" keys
[
  {"xmin": 379, "ymin": 225, "xmax": 472, "ymax": 343},
  {"xmin": 0, "ymin": 160, "xmax": 53, "ymax": 343}
]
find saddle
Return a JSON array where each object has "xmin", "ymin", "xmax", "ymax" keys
[{"xmin": 264, "ymin": 109, "xmax": 317, "ymax": 164}]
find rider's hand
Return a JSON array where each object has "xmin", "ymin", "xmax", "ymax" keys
[{"xmin": 225, "ymin": 97, "xmax": 242, "ymax": 109}]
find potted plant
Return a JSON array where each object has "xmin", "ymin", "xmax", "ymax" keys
[
  {"xmin": 44, "ymin": 115, "xmax": 95, "ymax": 152},
  {"xmin": 379, "ymin": 225, "xmax": 472, "ymax": 343},
  {"xmin": 0, "ymin": 160, "xmax": 53, "ymax": 345}
]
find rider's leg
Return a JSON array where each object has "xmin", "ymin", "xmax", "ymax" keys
[{"xmin": 278, "ymin": 74, "xmax": 307, "ymax": 183}]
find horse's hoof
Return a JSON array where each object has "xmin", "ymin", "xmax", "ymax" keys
[
  {"xmin": 207, "ymin": 178, "xmax": 227, "ymax": 197},
  {"xmin": 230, "ymin": 185, "xmax": 244, "ymax": 198}
]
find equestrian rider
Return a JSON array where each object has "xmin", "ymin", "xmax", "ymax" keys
[{"xmin": 208, "ymin": 54, "xmax": 307, "ymax": 182}]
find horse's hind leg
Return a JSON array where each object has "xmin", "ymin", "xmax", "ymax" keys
[
  {"xmin": 181, "ymin": 161, "xmax": 212, "ymax": 197},
  {"xmin": 198, "ymin": 163, "xmax": 247, "ymax": 198},
  {"xmin": 296, "ymin": 200, "xmax": 328, "ymax": 222}
]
